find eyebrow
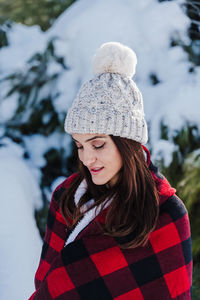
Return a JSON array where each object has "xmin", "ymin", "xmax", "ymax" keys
[{"xmin": 72, "ymin": 135, "xmax": 107, "ymax": 143}]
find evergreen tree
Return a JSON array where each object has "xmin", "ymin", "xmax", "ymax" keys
[
  {"xmin": 0, "ymin": 0, "xmax": 77, "ymax": 31},
  {"xmin": 178, "ymin": 149, "xmax": 200, "ymax": 261},
  {"xmin": 0, "ymin": 17, "xmax": 12, "ymax": 48},
  {"xmin": 0, "ymin": 38, "xmax": 78, "ymax": 237}
]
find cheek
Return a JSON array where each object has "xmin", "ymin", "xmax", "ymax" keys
[
  {"xmin": 115, "ymin": 153, "xmax": 123, "ymax": 170},
  {"xmin": 103, "ymin": 149, "xmax": 122, "ymax": 169},
  {"xmin": 113, "ymin": 147, "xmax": 122, "ymax": 169}
]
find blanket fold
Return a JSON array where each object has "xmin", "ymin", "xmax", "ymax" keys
[{"xmin": 28, "ymin": 162, "xmax": 192, "ymax": 300}]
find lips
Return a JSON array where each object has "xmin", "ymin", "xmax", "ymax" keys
[{"xmin": 90, "ymin": 167, "xmax": 104, "ymax": 174}]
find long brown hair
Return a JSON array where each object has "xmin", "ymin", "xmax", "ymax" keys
[{"xmin": 60, "ymin": 136, "xmax": 159, "ymax": 249}]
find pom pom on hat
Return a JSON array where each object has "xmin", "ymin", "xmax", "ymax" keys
[
  {"xmin": 92, "ymin": 42, "xmax": 137, "ymax": 78},
  {"xmin": 65, "ymin": 41, "xmax": 148, "ymax": 145}
]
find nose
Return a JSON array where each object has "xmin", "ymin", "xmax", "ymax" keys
[{"xmin": 80, "ymin": 149, "xmax": 97, "ymax": 167}]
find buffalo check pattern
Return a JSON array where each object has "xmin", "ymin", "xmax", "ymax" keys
[{"xmin": 29, "ymin": 160, "xmax": 192, "ymax": 300}]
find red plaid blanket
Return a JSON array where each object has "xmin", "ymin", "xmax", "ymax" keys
[{"xmin": 28, "ymin": 162, "xmax": 192, "ymax": 299}]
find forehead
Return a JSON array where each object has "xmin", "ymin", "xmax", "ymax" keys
[{"xmin": 72, "ymin": 133, "xmax": 109, "ymax": 142}]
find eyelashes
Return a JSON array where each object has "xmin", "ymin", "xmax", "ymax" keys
[
  {"xmin": 76, "ymin": 142, "xmax": 106, "ymax": 150},
  {"xmin": 94, "ymin": 143, "xmax": 106, "ymax": 149}
]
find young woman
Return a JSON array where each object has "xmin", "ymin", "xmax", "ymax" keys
[{"xmin": 29, "ymin": 42, "xmax": 192, "ymax": 300}]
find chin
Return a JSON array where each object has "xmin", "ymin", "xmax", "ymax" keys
[
  {"xmin": 92, "ymin": 180, "xmax": 107, "ymax": 186},
  {"xmin": 91, "ymin": 177, "xmax": 109, "ymax": 186}
]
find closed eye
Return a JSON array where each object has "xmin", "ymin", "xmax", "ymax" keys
[
  {"xmin": 76, "ymin": 143, "xmax": 106, "ymax": 150},
  {"xmin": 94, "ymin": 143, "xmax": 105, "ymax": 149}
]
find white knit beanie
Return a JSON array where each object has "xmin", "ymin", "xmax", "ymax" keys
[{"xmin": 64, "ymin": 42, "xmax": 148, "ymax": 144}]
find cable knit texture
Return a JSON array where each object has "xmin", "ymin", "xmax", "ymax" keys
[{"xmin": 64, "ymin": 42, "xmax": 148, "ymax": 144}]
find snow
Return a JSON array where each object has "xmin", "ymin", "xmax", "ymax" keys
[
  {"xmin": 0, "ymin": 92, "xmax": 18, "ymax": 123},
  {"xmin": 184, "ymin": 148, "xmax": 200, "ymax": 169},
  {"xmin": 151, "ymin": 139, "xmax": 179, "ymax": 166},
  {"xmin": 0, "ymin": 0, "xmax": 200, "ymax": 298},
  {"xmin": 51, "ymin": 176, "xmax": 67, "ymax": 194},
  {"xmin": 23, "ymin": 132, "xmax": 72, "ymax": 169},
  {"xmin": 0, "ymin": 139, "xmax": 42, "ymax": 300},
  {"xmin": 0, "ymin": 23, "xmax": 45, "ymax": 75}
]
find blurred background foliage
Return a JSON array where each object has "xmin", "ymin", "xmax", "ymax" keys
[
  {"xmin": 157, "ymin": 121, "xmax": 200, "ymax": 299},
  {"xmin": 0, "ymin": 0, "xmax": 77, "ymax": 31},
  {"xmin": 0, "ymin": 0, "xmax": 199, "ymax": 297}
]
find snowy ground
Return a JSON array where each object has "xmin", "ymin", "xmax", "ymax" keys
[
  {"xmin": 0, "ymin": 0, "xmax": 200, "ymax": 299},
  {"xmin": 0, "ymin": 139, "xmax": 42, "ymax": 299}
]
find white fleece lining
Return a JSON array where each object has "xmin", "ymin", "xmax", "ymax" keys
[
  {"xmin": 65, "ymin": 200, "xmax": 111, "ymax": 246},
  {"xmin": 65, "ymin": 180, "xmax": 111, "ymax": 246}
]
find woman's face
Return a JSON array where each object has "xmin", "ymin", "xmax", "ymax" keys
[{"xmin": 72, "ymin": 133, "xmax": 123, "ymax": 187}]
